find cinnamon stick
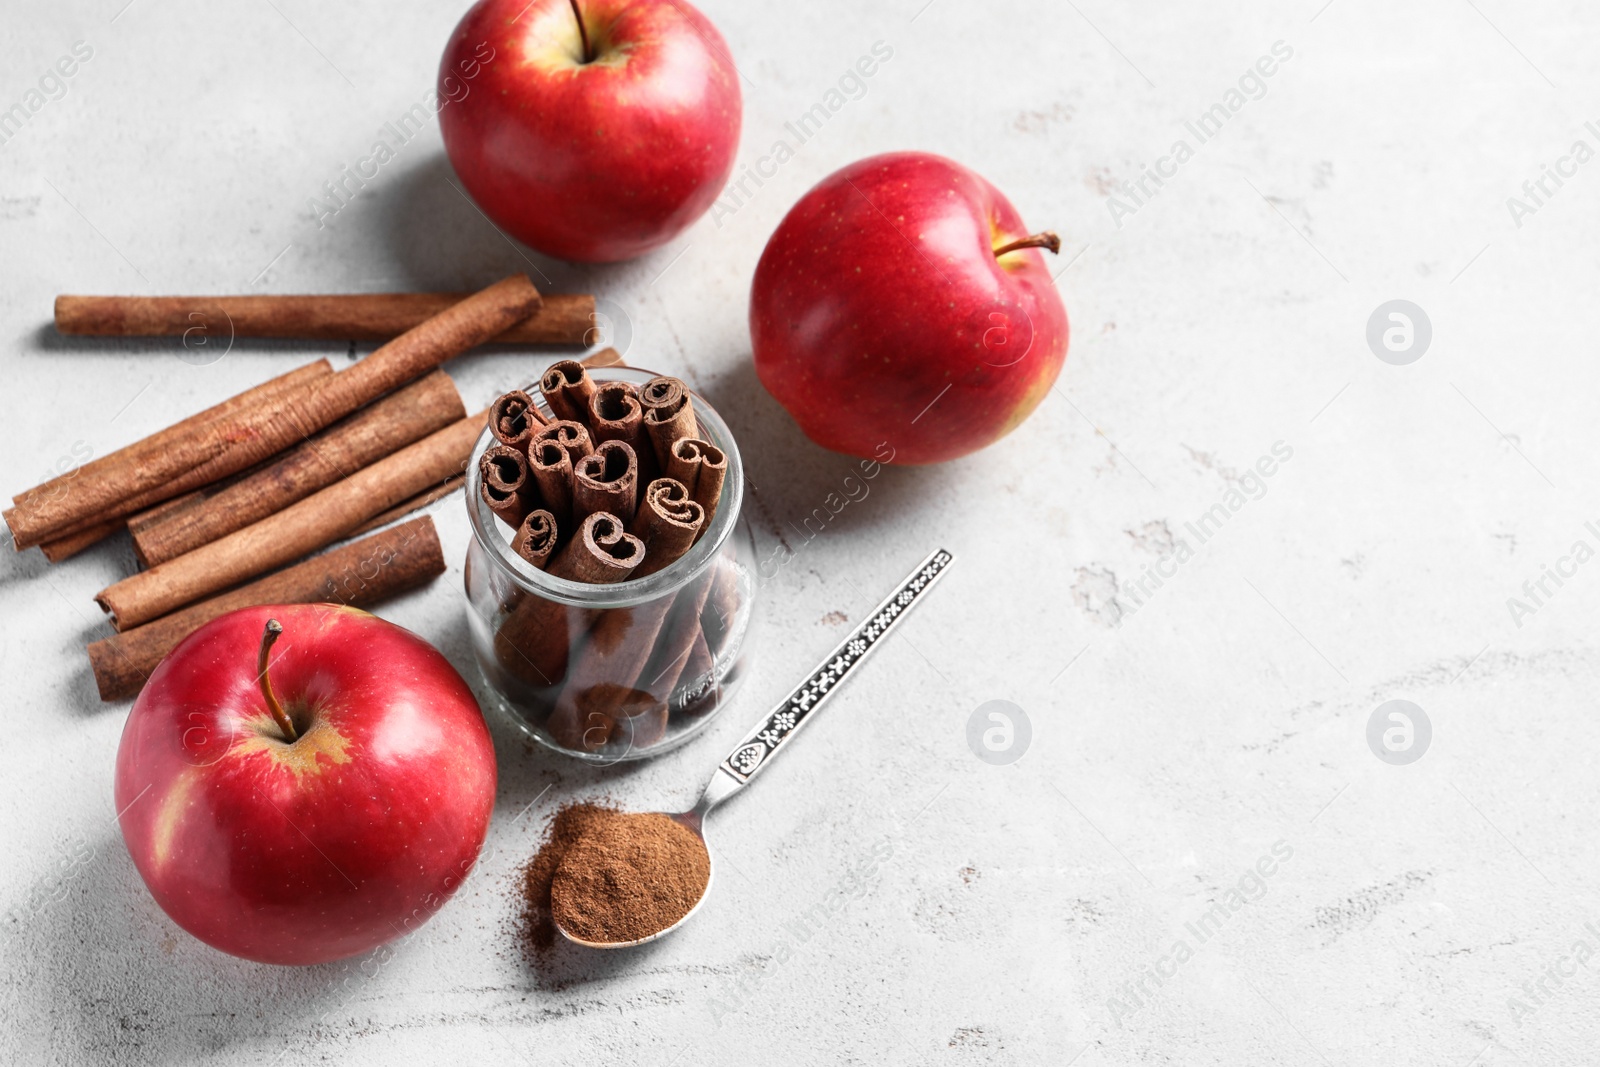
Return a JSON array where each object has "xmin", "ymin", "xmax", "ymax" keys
[
  {"xmin": 38, "ymin": 518, "xmax": 123, "ymax": 563},
  {"xmin": 129, "ymin": 371, "xmax": 466, "ymax": 567},
  {"xmin": 491, "ymin": 511, "xmax": 642, "ymax": 691},
  {"xmin": 125, "ymin": 490, "xmax": 207, "ymax": 535},
  {"xmin": 95, "ymin": 409, "xmax": 488, "ymax": 631},
  {"xmin": 549, "ymin": 511, "xmax": 644, "ymax": 581},
  {"xmin": 489, "ymin": 389, "xmax": 546, "ymax": 454},
  {"xmin": 628, "ymin": 478, "xmax": 705, "ymax": 580},
  {"xmin": 540, "ymin": 359, "xmax": 597, "ymax": 425},
  {"xmin": 666, "ymin": 437, "xmax": 727, "ymax": 536},
  {"xmin": 35, "ymin": 489, "xmax": 212, "ymax": 563},
  {"xmin": 43, "ymin": 440, "xmax": 273, "ymax": 557},
  {"xmin": 527, "ymin": 420, "xmax": 592, "ymax": 533},
  {"xmin": 572, "ymin": 441, "xmax": 638, "ymax": 527},
  {"xmin": 55, "ymin": 292, "xmax": 594, "ymax": 345},
  {"xmin": 8, "ymin": 275, "xmax": 540, "ymax": 549},
  {"xmin": 511, "ymin": 510, "xmax": 558, "ymax": 569},
  {"xmin": 589, "ymin": 379, "xmax": 657, "ymax": 499},
  {"xmin": 86, "ymin": 517, "xmax": 445, "ymax": 702},
  {"xmin": 640, "ymin": 576, "xmax": 718, "ymax": 712},
  {"xmin": 12, "ymin": 359, "xmax": 334, "ymax": 553},
  {"xmin": 479, "ymin": 444, "xmax": 535, "ymax": 528},
  {"xmin": 348, "ymin": 475, "xmax": 464, "ymax": 537},
  {"xmin": 640, "ymin": 376, "xmax": 700, "ymax": 471},
  {"xmin": 640, "ymin": 538, "xmax": 744, "ymax": 719},
  {"xmin": 549, "ymin": 480, "xmax": 705, "ymax": 751}
]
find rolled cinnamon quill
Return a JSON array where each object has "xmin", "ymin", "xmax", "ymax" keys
[
  {"xmin": 40, "ymin": 491, "xmax": 209, "ymax": 564},
  {"xmin": 572, "ymin": 440, "xmax": 638, "ymax": 527},
  {"xmin": 8, "ymin": 274, "xmax": 540, "ymax": 549},
  {"xmin": 479, "ymin": 445, "xmax": 535, "ymax": 528},
  {"xmin": 666, "ymin": 437, "xmax": 727, "ymax": 536},
  {"xmin": 130, "ymin": 371, "xmax": 466, "ymax": 567},
  {"xmin": 640, "ymin": 540, "xmax": 745, "ymax": 718},
  {"xmin": 640, "ymin": 376, "xmax": 700, "ymax": 471},
  {"xmin": 14, "ymin": 359, "xmax": 333, "ymax": 554},
  {"xmin": 86, "ymin": 516, "xmax": 445, "ymax": 702},
  {"xmin": 527, "ymin": 420, "xmax": 591, "ymax": 533},
  {"xmin": 125, "ymin": 490, "xmax": 208, "ymax": 536},
  {"xmin": 540, "ymin": 359, "xmax": 597, "ymax": 425},
  {"xmin": 489, "ymin": 389, "xmax": 546, "ymax": 454},
  {"xmin": 38, "ymin": 517, "xmax": 124, "ymax": 563},
  {"xmin": 95, "ymin": 409, "xmax": 488, "ymax": 631},
  {"xmin": 56, "ymin": 292, "xmax": 594, "ymax": 345},
  {"xmin": 637, "ymin": 567, "xmax": 717, "ymax": 715},
  {"xmin": 628, "ymin": 478, "xmax": 705, "ymax": 580},
  {"xmin": 349, "ymin": 474, "xmax": 465, "ymax": 537},
  {"xmin": 548, "ymin": 479, "xmax": 705, "ymax": 751},
  {"xmin": 491, "ymin": 511, "xmax": 643, "ymax": 690},
  {"xmin": 589, "ymin": 379, "xmax": 657, "ymax": 498},
  {"xmin": 511, "ymin": 510, "xmax": 559, "ymax": 569}
]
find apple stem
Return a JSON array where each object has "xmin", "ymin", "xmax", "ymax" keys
[
  {"xmin": 568, "ymin": 0, "xmax": 593, "ymax": 63},
  {"xmin": 993, "ymin": 231, "xmax": 1062, "ymax": 259},
  {"xmin": 257, "ymin": 619, "xmax": 298, "ymax": 743}
]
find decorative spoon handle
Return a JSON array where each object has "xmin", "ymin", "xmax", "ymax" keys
[{"xmin": 697, "ymin": 548, "xmax": 955, "ymax": 812}]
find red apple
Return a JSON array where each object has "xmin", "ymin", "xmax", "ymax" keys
[
  {"xmin": 750, "ymin": 152, "xmax": 1070, "ymax": 465},
  {"xmin": 439, "ymin": 0, "xmax": 742, "ymax": 263},
  {"xmin": 114, "ymin": 605, "xmax": 497, "ymax": 966}
]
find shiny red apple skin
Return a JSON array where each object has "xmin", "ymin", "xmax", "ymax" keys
[
  {"xmin": 114, "ymin": 605, "xmax": 497, "ymax": 966},
  {"xmin": 750, "ymin": 152, "xmax": 1070, "ymax": 465},
  {"xmin": 439, "ymin": 0, "xmax": 742, "ymax": 263}
]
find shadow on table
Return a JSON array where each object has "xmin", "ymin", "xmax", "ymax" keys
[
  {"xmin": 701, "ymin": 355, "xmax": 962, "ymax": 572},
  {"xmin": 377, "ymin": 154, "xmax": 636, "ymax": 304}
]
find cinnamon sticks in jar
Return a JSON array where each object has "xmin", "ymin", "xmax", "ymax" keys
[{"xmin": 471, "ymin": 364, "xmax": 737, "ymax": 757}]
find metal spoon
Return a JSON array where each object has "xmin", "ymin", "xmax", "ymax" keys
[{"xmin": 556, "ymin": 547, "xmax": 956, "ymax": 948}]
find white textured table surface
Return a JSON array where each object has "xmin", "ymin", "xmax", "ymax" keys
[{"xmin": 4, "ymin": 0, "xmax": 1597, "ymax": 1063}]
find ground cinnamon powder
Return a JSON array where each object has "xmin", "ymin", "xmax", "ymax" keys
[{"xmin": 520, "ymin": 802, "xmax": 711, "ymax": 949}]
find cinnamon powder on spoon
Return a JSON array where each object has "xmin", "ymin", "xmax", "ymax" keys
[{"xmin": 521, "ymin": 803, "xmax": 710, "ymax": 948}]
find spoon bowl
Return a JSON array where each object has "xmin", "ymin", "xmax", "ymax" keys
[{"xmin": 553, "ymin": 808, "xmax": 717, "ymax": 949}]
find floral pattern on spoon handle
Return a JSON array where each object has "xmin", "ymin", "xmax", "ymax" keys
[{"xmin": 719, "ymin": 548, "xmax": 955, "ymax": 784}]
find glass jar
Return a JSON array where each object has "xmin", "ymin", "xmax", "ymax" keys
[{"xmin": 463, "ymin": 367, "xmax": 756, "ymax": 762}]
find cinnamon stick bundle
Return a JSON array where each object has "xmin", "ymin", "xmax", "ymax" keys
[
  {"xmin": 129, "ymin": 371, "xmax": 465, "ymax": 566},
  {"xmin": 56, "ymin": 292, "xmax": 595, "ymax": 345},
  {"xmin": 653, "ymin": 550, "xmax": 743, "ymax": 708},
  {"xmin": 86, "ymin": 516, "xmax": 445, "ymax": 702},
  {"xmin": 7, "ymin": 274, "xmax": 540, "ymax": 549},
  {"xmin": 475, "ymin": 368, "xmax": 744, "ymax": 752},
  {"xmin": 491, "ymin": 512, "xmax": 642, "ymax": 690},
  {"xmin": 95, "ymin": 409, "xmax": 488, "ymax": 630},
  {"xmin": 17, "ymin": 359, "xmax": 334, "ymax": 556}
]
